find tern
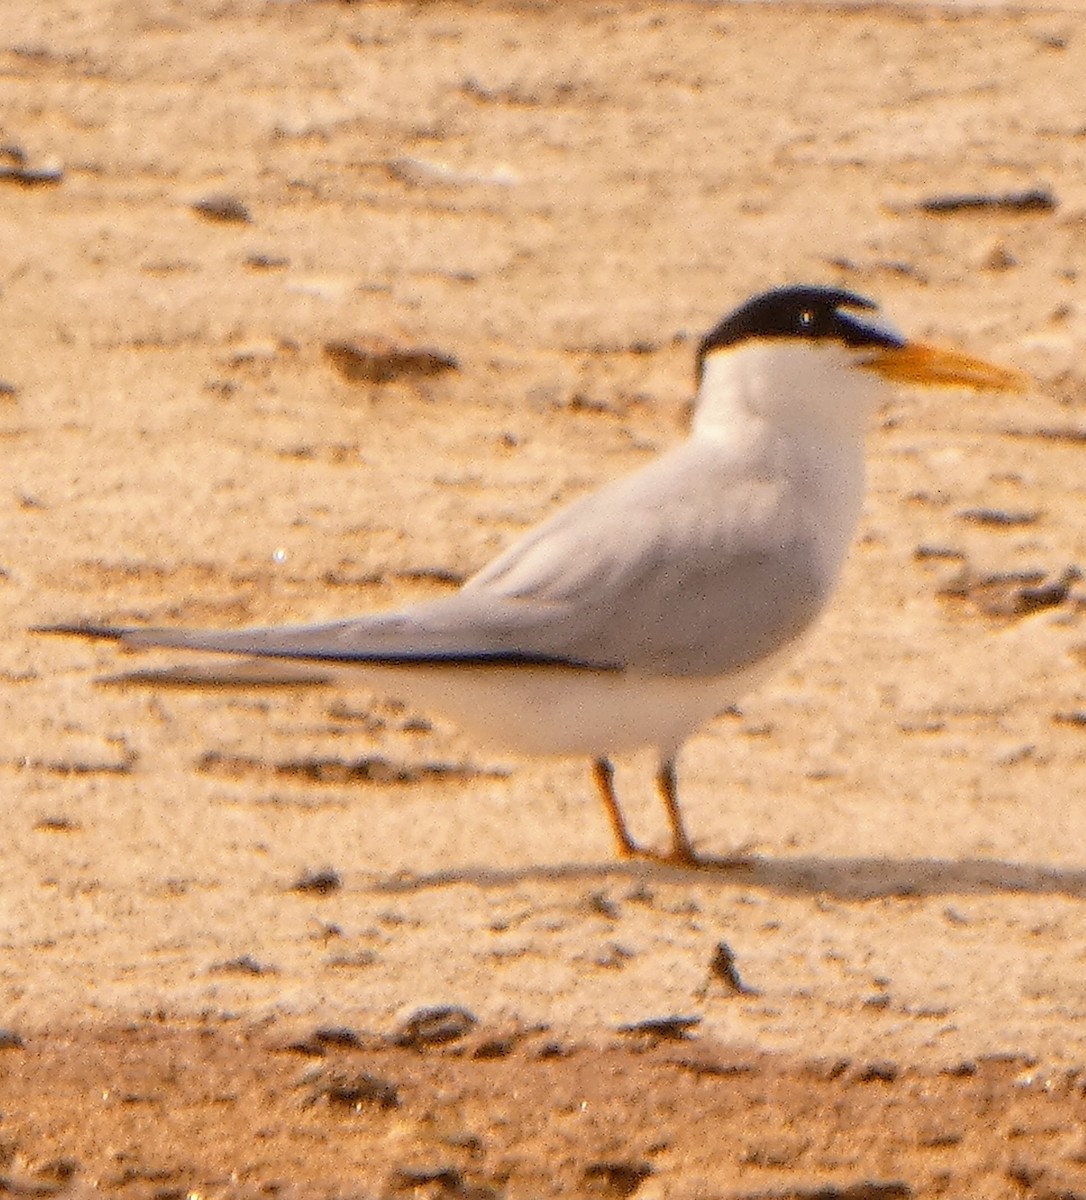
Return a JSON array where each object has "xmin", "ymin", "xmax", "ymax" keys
[{"xmin": 39, "ymin": 286, "xmax": 1026, "ymax": 865}]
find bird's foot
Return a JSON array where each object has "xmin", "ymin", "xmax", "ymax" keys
[
  {"xmin": 642, "ymin": 842, "xmax": 757, "ymax": 870},
  {"xmin": 664, "ymin": 841, "xmax": 700, "ymax": 867},
  {"xmin": 615, "ymin": 836, "xmax": 757, "ymax": 870}
]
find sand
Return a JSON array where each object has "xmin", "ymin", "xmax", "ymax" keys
[{"xmin": 5, "ymin": 0, "xmax": 1086, "ymax": 1194}]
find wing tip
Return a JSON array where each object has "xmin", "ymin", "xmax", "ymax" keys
[{"xmin": 31, "ymin": 622, "xmax": 132, "ymax": 642}]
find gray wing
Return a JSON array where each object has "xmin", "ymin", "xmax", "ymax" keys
[
  {"xmin": 459, "ymin": 440, "xmax": 832, "ymax": 675},
  {"xmin": 45, "ymin": 442, "xmax": 833, "ymax": 679}
]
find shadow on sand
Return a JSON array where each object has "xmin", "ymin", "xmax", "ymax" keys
[{"xmin": 367, "ymin": 854, "xmax": 1086, "ymax": 902}]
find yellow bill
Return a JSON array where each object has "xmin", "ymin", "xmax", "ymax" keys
[{"xmin": 861, "ymin": 342, "xmax": 1029, "ymax": 392}]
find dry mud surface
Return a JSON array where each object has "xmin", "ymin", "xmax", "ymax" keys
[{"xmin": 6, "ymin": 0, "xmax": 1086, "ymax": 1195}]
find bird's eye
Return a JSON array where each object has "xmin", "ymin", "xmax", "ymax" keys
[{"xmin": 799, "ymin": 310, "xmax": 814, "ymax": 329}]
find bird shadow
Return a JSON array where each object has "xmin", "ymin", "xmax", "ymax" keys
[{"xmin": 366, "ymin": 853, "xmax": 1086, "ymax": 902}]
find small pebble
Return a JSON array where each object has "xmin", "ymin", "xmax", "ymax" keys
[
  {"xmin": 0, "ymin": 162, "xmax": 63, "ymax": 187},
  {"xmin": 915, "ymin": 187, "xmax": 1056, "ymax": 214},
  {"xmin": 244, "ymin": 252, "xmax": 288, "ymax": 270},
  {"xmin": 582, "ymin": 1161, "xmax": 654, "ymax": 1195},
  {"xmin": 207, "ymin": 953, "xmax": 277, "ymax": 976},
  {"xmin": 980, "ymin": 240, "xmax": 1017, "ymax": 271},
  {"xmin": 324, "ymin": 337, "xmax": 459, "ymax": 385},
  {"xmin": 386, "ymin": 156, "xmax": 518, "ymax": 188},
  {"xmin": 304, "ymin": 1069, "xmax": 400, "ymax": 1111},
  {"xmin": 617, "ymin": 1015, "xmax": 700, "ymax": 1041},
  {"xmin": 856, "ymin": 1061, "xmax": 900, "ymax": 1083},
  {"xmin": 310, "ymin": 1025, "xmax": 360, "ymax": 1048},
  {"xmin": 472, "ymin": 1036, "xmax": 515, "ymax": 1059},
  {"xmin": 585, "ymin": 891, "xmax": 620, "ymax": 919},
  {"xmin": 292, "ymin": 867, "xmax": 342, "ymax": 895},
  {"xmin": 707, "ymin": 940, "xmax": 758, "ymax": 995},
  {"xmin": 33, "ymin": 815, "xmax": 80, "ymax": 832},
  {"xmin": 956, "ymin": 507, "xmax": 1039, "ymax": 527},
  {"xmin": 390, "ymin": 1166, "xmax": 463, "ymax": 1191},
  {"xmin": 191, "ymin": 193, "xmax": 251, "ymax": 223},
  {"xmin": 393, "ymin": 1005, "xmax": 477, "ymax": 1048},
  {"xmin": 938, "ymin": 563, "xmax": 1079, "ymax": 617}
]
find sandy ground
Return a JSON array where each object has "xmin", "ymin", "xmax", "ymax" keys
[{"xmin": 6, "ymin": 0, "xmax": 1086, "ymax": 1194}]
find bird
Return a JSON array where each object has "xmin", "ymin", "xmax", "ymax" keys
[{"xmin": 38, "ymin": 285, "xmax": 1026, "ymax": 865}]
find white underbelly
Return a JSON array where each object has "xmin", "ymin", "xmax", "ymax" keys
[{"xmin": 328, "ymin": 649, "xmax": 793, "ymax": 759}]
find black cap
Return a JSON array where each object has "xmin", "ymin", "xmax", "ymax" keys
[{"xmin": 696, "ymin": 285, "xmax": 905, "ymax": 381}]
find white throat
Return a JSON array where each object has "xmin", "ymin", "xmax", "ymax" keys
[
  {"xmin": 693, "ymin": 340, "xmax": 886, "ymax": 441},
  {"xmin": 692, "ymin": 341, "xmax": 888, "ymax": 582}
]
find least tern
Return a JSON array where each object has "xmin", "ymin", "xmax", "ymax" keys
[{"xmin": 40, "ymin": 286, "xmax": 1025, "ymax": 864}]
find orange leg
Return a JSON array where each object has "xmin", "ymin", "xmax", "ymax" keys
[
  {"xmin": 656, "ymin": 758, "xmax": 698, "ymax": 864},
  {"xmin": 591, "ymin": 757, "xmax": 642, "ymax": 858}
]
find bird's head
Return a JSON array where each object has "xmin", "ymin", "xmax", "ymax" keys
[{"xmin": 693, "ymin": 285, "xmax": 1027, "ymax": 440}]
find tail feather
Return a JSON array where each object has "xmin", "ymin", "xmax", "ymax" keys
[
  {"xmin": 35, "ymin": 622, "xmax": 137, "ymax": 643},
  {"xmin": 33, "ymin": 608, "xmax": 607, "ymax": 670}
]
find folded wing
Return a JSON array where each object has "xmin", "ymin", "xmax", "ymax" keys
[{"xmin": 46, "ymin": 442, "xmax": 830, "ymax": 680}]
